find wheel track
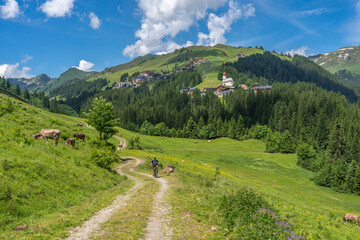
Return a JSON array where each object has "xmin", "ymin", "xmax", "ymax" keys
[{"xmin": 65, "ymin": 158, "xmax": 143, "ymax": 240}]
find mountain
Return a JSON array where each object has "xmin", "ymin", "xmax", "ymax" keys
[
  {"xmin": 9, "ymin": 73, "xmax": 52, "ymax": 91},
  {"xmin": 88, "ymin": 44, "xmax": 269, "ymax": 88},
  {"xmin": 311, "ymin": 46, "xmax": 360, "ymax": 74},
  {"xmin": 8, "ymin": 67, "xmax": 96, "ymax": 93},
  {"xmin": 39, "ymin": 67, "xmax": 96, "ymax": 93}
]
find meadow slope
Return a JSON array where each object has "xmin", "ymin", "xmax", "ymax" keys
[{"xmin": 118, "ymin": 129, "xmax": 360, "ymax": 240}]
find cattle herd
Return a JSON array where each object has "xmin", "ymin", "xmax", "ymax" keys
[{"xmin": 32, "ymin": 127, "xmax": 86, "ymax": 148}]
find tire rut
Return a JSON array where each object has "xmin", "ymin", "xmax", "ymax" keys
[{"xmin": 65, "ymin": 159, "xmax": 143, "ymax": 240}]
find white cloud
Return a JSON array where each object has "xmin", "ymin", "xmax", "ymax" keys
[
  {"xmin": 123, "ymin": 0, "xmax": 227, "ymax": 58},
  {"xmin": 291, "ymin": 8, "xmax": 334, "ymax": 17},
  {"xmin": 21, "ymin": 54, "xmax": 33, "ymax": 64},
  {"xmin": 0, "ymin": 0, "xmax": 20, "ymax": 19},
  {"xmin": 40, "ymin": 0, "xmax": 74, "ymax": 18},
  {"xmin": 285, "ymin": 46, "xmax": 310, "ymax": 57},
  {"xmin": 89, "ymin": 12, "xmax": 101, "ymax": 29},
  {"xmin": 155, "ymin": 41, "xmax": 194, "ymax": 55},
  {"xmin": 197, "ymin": 0, "xmax": 255, "ymax": 46},
  {"xmin": 75, "ymin": 60, "xmax": 94, "ymax": 72},
  {"xmin": 0, "ymin": 63, "xmax": 32, "ymax": 79}
]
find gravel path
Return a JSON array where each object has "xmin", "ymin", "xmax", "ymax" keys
[
  {"xmin": 114, "ymin": 135, "xmax": 128, "ymax": 149},
  {"xmin": 65, "ymin": 158, "xmax": 143, "ymax": 240},
  {"xmin": 136, "ymin": 165, "xmax": 173, "ymax": 239}
]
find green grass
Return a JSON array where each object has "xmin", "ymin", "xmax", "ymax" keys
[
  {"xmin": 118, "ymin": 129, "xmax": 360, "ymax": 239},
  {"xmin": 0, "ymin": 95, "xmax": 131, "ymax": 239}
]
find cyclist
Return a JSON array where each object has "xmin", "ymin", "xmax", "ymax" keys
[{"xmin": 151, "ymin": 156, "xmax": 160, "ymax": 177}]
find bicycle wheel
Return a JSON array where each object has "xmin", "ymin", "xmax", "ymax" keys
[{"xmin": 154, "ymin": 167, "xmax": 158, "ymax": 178}]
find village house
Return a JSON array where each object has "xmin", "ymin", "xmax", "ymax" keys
[
  {"xmin": 240, "ymin": 84, "xmax": 248, "ymax": 91},
  {"xmin": 203, "ymin": 87, "xmax": 217, "ymax": 93},
  {"xmin": 234, "ymin": 52, "xmax": 245, "ymax": 58},
  {"xmin": 114, "ymin": 81, "xmax": 131, "ymax": 89},
  {"xmin": 252, "ymin": 85, "xmax": 272, "ymax": 94},
  {"xmin": 222, "ymin": 72, "xmax": 234, "ymax": 87}
]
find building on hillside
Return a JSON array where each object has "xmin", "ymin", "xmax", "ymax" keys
[
  {"xmin": 203, "ymin": 87, "xmax": 217, "ymax": 93},
  {"xmin": 180, "ymin": 88, "xmax": 189, "ymax": 93},
  {"xmin": 240, "ymin": 84, "xmax": 248, "ymax": 91},
  {"xmin": 234, "ymin": 53, "xmax": 245, "ymax": 58},
  {"xmin": 114, "ymin": 81, "xmax": 131, "ymax": 88},
  {"xmin": 222, "ymin": 72, "xmax": 234, "ymax": 87},
  {"xmin": 252, "ymin": 85, "xmax": 272, "ymax": 94},
  {"xmin": 132, "ymin": 75, "xmax": 149, "ymax": 85}
]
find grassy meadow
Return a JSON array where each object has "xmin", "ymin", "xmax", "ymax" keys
[
  {"xmin": 118, "ymin": 129, "xmax": 360, "ymax": 239},
  {"xmin": 0, "ymin": 95, "xmax": 131, "ymax": 239}
]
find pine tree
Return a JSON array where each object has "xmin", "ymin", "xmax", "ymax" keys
[
  {"xmin": 327, "ymin": 122, "xmax": 346, "ymax": 162},
  {"xmin": 198, "ymin": 116, "xmax": 205, "ymax": 129},
  {"xmin": 235, "ymin": 115, "xmax": 245, "ymax": 139},
  {"xmin": 24, "ymin": 88, "xmax": 30, "ymax": 100},
  {"xmin": 280, "ymin": 130, "xmax": 296, "ymax": 153},
  {"xmin": 186, "ymin": 117, "xmax": 198, "ymax": 139},
  {"xmin": 216, "ymin": 118, "xmax": 223, "ymax": 137},
  {"xmin": 227, "ymin": 117, "xmax": 236, "ymax": 139},
  {"xmin": 345, "ymin": 161, "xmax": 359, "ymax": 194},
  {"xmin": 15, "ymin": 84, "xmax": 21, "ymax": 96}
]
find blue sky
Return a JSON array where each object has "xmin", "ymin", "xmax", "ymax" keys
[{"xmin": 0, "ymin": 0, "xmax": 359, "ymax": 78}]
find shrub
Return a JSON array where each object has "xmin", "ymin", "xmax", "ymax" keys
[
  {"xmin": 128, "ymin": 136, "xmax": 142, "ymax": 149},
  {"xmin": 90, "ymin": 149, "xmax": 119, "ymax": 170},
  {"xmin": 297, "ymin": 143, "xmax": 317, "ymax": 170}
]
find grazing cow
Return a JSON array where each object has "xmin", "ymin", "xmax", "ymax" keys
[
  {"xmin": 164, "ymin": 165, "xmax": 174, "ymax": 173},
  {"xmin": 116, "ymin": 145, "xmax": 122, "ymax": 151},
  {"xmin": 0, "ymin": 95, "xmax": 2, "ymax": 98},
  {"xmin": 208, "ymin": 140, "xmax": 211, "ymax": 143},
  {"xmin": 117, "ymin": 133, "xmax": 122, "ymax": 137},
  {"xmin": 32, "ymin": 129, "xmax": 61, "ymax": 146},
  {"xmin": 343, "ymin": 213, "xmax": 359, "ymax": 227},
  {"xmin": 66, "ymin": 138, "xmax": 75, "ymax": 147},
  {"xmin": 194, "ymin": 141, "xmax": 198, "ymax": 144},
  {"xmin": 17, "ymin": 102, "xmax": 22, "ymax": 105},
  {"xmin": 73, "ymin": 133, "xmax": 85, "ymax": 141},
  {"xmin": 77, "ymin": 123, "xmax": 83, "ymax": 127}
]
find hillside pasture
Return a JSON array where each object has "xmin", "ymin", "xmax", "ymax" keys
[{"xmin": 118, "ymin": 129, "xmax": 360, "ymax": 239}]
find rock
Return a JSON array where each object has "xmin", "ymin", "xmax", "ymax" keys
[
  {"xmin": 182, "ymin": 160, "xmax": 185, "ymax": 164},
  {"xmin": 14, "ymin": 225, "xmax": 28, "ymax": 231},
  {"xmin": 211, "ymin": 226, "xmax": 218, "ymax": 231}
]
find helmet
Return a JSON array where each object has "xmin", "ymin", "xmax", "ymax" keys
[{"xmin": 153, "ymin": 156, "xmax": 156, "ymax": 159}]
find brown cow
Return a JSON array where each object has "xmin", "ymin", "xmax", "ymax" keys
[
  {"xmin": 32, "ymin": 129, "xmax": 61, "ymax": 146},
  {"xmin": 77, "ymin": 123, "xmax": 83, "ymax": 127},
  {"xmin": 343, "ymin": 213, "xmax": 359, "ymax": 227},
  {"xmin": 66, "ymin": 138, "xmax": 75, "ymax": 148},
  {"xmin": 0, "ymin": 95, "xmax": 2, "ymax": 98},
  {"xmin": 73, "ymin": 132, "xmax": 85, "ymax": 141},
  {"xmin": 164, "ymin": 165, "xmax": 174, "ymax": 173}
]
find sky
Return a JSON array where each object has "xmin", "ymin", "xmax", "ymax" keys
[{"xmin": 0, "ymin": 0, "xmax": 359, "ymax": 78}]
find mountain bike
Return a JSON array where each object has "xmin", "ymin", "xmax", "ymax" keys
[{"xmin": 153, "ymin": 165, "xmax": 159, "ymax": 178}]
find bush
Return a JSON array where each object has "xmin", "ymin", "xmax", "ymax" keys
[
  {"xmin": 297, "ymin": 143, "xmax": 317, "ymax": 170},
  {"xmin": 212, "ymin": 189, "xmax": 305, "ymax": 239},
  {"xmin": 128, "ymin": 136, "xmax": 142, "ymax": 149},
  {"xmin": 90, "ymin": 149, "xmax": 119, "ymax": 170}
]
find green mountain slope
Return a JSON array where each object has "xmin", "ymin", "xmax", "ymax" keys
[
  {"xmin": 89, "ymin": 44, "xmax": 268, "ymax": 87},
  {"xmin": 40, "ymin": 67, "xmax": 96, "ymax": 93},
  {"xmin": 0, "ymin": 94, "xmax": 129, "ymax": 238},
  {"xmin": 311, "ymin": 46, "xmax": 360, "ymax": 74},
  {"xmin": 9, "ymin": 68, "xmax": 96, "ymax": 93},
  {"xmin": 9, "ymin": 73, "xmax": 53, "ymax": 92}
]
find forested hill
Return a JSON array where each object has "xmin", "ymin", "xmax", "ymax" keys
[{"xmin": 221, "ymin": 52, "xmax": 358, "ymax": 102}]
